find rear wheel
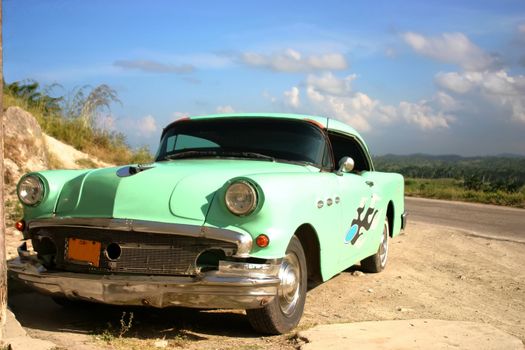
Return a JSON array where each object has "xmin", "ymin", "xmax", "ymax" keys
[
  {"xmin": 246, "ymin": 235, "xmax": 307, "ymax": 334},
  {"xmin": 360, "ymin": 218, "xmax": 389, "ymax": 273}
]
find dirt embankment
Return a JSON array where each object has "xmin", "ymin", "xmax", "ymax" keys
[{"xmin": 7, "ymin": 221, "xmax": 525, "ymax": 349}]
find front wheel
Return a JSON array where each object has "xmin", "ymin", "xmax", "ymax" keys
[
  {"xmin": 360, "ymin": 218, "xmax": 389, "ymax": 273},
  {"xmin": 246, "ymin": 235, "xmax": 307, "ymax": 334}
]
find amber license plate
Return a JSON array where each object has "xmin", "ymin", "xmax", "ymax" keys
[{"xmin": 67, "ymin": 238, "xmax": 101, "ymax": 267}]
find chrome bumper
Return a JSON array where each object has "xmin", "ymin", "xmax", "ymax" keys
[
  {"xmin": 401, "ymin": 211, "xmax": 408, "ymax": 230},
  {"xmin": 8, "ymin": 245, "xmax": 281, "ymax": 310}
]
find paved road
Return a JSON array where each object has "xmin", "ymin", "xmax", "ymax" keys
[{"xmin": 406, "ymin": 197, "xmax": 525, "ymax": 242}]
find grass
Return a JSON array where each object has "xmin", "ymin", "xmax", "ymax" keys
[
  {"xmin": 4, "ymin": 90, "xmax": 153, "ymax": 165},
  {"xmin": 75, "ymin": 158, "xmax": 99, "ymax": 168},
  {"xmin": 5, "ymin": 199, "xmax": 23, "ymax": 225},
  {"xmin": 405, "ymin": 178, "xmax": 525, "ymax": 208}
]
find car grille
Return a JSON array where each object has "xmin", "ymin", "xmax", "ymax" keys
[{"xmin": 30, "ymin": 227, "xmax": 237, "ymax": 276}]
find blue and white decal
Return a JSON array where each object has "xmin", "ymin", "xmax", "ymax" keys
[{"xmin": 344, "ymin": 195, "xmax": 380, "ymax": 245}]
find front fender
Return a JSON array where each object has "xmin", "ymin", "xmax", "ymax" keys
[
  {"xmin": 204, "ymin": 172, "xmax": 339, "ymax": 259},
  {"xmin": 20, "ymin": 169, "xmax": 91, "ymax": 221}
]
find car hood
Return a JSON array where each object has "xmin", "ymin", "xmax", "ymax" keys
[{"xmin": 54, "ymin": 159, "xmax": 312, "ymax": 225}]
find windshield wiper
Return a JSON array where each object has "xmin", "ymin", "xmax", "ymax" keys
[
  {"xmin": 235, "ymin": 152, "xmax": 275, "ymax": 161},
  {"xmin": 164, "ymin": 150, "xmax": 219, "ymax": 160},
  {"xmin": 164, "ymin": 150, "xmax": 275, "ymax": 162}
]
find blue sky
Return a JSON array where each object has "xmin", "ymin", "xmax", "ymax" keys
[{"xmin": 4, "ymin": 0, "xmax": 525, "ymax": 155}]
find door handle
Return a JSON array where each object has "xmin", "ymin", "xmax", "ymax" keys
[{"xmin": 365, "ymin": 181, "xmax": 374, "ymax": 187}]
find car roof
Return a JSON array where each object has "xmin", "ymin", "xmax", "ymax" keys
[{"xmin": 165, "ymin": 113, "xmax": 368, "ymax": 151}]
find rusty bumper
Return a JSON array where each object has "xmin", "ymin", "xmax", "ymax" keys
[{"xmin": 8, "ymin": 246, "xmax": 281, "ymax": 310}]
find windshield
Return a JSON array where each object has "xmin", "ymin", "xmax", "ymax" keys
[{"xmin": 155, "ymin": 118, "xmax": 327, "ymax": 166}]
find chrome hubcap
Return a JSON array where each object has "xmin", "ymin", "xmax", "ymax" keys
[
  {"xmin": 278, "ymin": 252, "xmax": 301, "ymax": 316},
  {"xmin": 379, "ymin": 222, "xmax": 389, "ymax": 267}
]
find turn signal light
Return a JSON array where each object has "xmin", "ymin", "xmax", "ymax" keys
[
  {"xmin": 256, "ymin": 234, "xmax": 270, "ymax": 248},
  {"xmin": 15, "ymin": 220, "xmax": 25, "ymax": 232}
]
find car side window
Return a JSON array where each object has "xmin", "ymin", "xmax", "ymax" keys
[{"xmin": 328, "ymin": 132, "xmax": 371, "ymax": 172}]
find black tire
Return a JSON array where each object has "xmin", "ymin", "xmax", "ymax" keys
[
  {"xmin": 360, "ymin": 218, "xmax": 389, "ymax": 273},
  {"xmin": 246, "ymin": 235, "xmax": 307, "ymax": 334}
]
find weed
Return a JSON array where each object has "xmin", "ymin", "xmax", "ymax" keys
[
  {"xmin": 75, "ymin": 158, "xmax": 98, "ymax": 168},
  {"xmin": 98, "ymin": 328, "xmax": 116, "ymax": 342},
  {"xmin": 93, "ymin": 311, "xmax": 134, "ymax": 345},
  {"xmin": 119, "ymin": 312, "xmax": 134, "ymax": 338},
  {"xmin": 5, "ymin": 199, "xmax": 23, "ymax": 225},
  {"xmin": 44, "ymin": 143, "xmax": 65, "ymax": 169}
]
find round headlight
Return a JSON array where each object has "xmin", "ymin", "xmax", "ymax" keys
[
  {"xmin": 18, "ymin": 175, "xmax": 44, "ymax": 206},
  {"xmin": 225, "ymin": 181, "xmax": 257, "ymax": 216}
]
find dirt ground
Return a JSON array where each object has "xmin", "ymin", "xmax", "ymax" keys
[{"xmin": 6, "ymin": 221, "xmax": 525, "ymax": 350}]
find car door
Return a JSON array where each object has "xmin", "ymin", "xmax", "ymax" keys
[
  {"xmin": 336, "ymin": 173, "xmax": 376, "ymax": 264},
  {"xmin": 329, "ymin": 131, "xmax": 379, "ymax": 268}
]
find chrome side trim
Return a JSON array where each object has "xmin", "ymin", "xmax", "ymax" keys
[{"xmin": 27, "ymin": 218, "xmax": 253, "ymax": 257}]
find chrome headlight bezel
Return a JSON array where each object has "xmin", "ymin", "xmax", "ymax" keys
[
  {"xmin": 224, "ymin": 180, "xmax": 258, "ymax": 216},
  {"xmin": 17, "ymin": 175, "xmax": 45, "ymax": 206}
]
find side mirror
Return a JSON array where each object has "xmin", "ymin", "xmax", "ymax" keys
[{"xmin": 337, "ymin": 156, "xmax": 354, "ymax": 174}]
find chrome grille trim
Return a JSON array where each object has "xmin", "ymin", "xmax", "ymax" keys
[
  {"xmin": 34, "ymin": 228, "xmax": 237, "ymax": 276},
  {"xmin": 28, "ymin": 217, "xmax": 252, "ymax": 257}
]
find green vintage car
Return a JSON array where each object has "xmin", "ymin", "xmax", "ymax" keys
[{"xmin": 9, "ymin": 113, "xmax": 406, "ymax": 334}]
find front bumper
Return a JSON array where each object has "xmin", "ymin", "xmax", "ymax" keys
[{"xmin": 8, "ymin": 245, "xmax": 281, "ymax": 309}]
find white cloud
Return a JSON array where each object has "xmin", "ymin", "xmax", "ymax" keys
[
  {"xmin": 114, "ymin": 59, "xmax": 195, "ymax": 74},
  {"xmin": 284, "ymin": 86, "xmax": 300, "ymax": 108},
  {"xmin": 139, "ymin": 115, "xmax": 158, "ymax": 135},
  {"xmin": 481, "ymin": 71, "xmax": 525, "ymax": 122},
  {"xmin": 216, "ymin": 105, "xmax": 235, "ymax": 114},
  {"xmin": 306, "ymin": 72, "xmax": 356, "ymax": 95},
  {"xmin": 300, "ymin": 73, "xmax": 454, "ymax": 131},
  {"xmin": 304, "ymin": 73, "xmax": 377, "ymax": 131},
  {"xmin": 375, "ymin": 105, "xmax": 398, "ymax": 124},
  {"xmin": 436, "ymin": 69, "xmax": 525, "ymax": 123},
  {"xmin": 434, "ymin": 91, "xmax": 458, "ymax": 111},
  {"xmin": 435, "ymin": 71, "xmax": 478, "ymax": 93},
  {"xmin": 306, "ymin": 85, "xmax": 325, "ymax": 103},
  {"xmin": 402, "ymin": 32, "xmax": 494, "ymax": 71},
  {"xmin": 117, "ymin": 115, "xmax": 158, "ymax": 139},
  {"xmin": 240, "ymin": 48, "xmax": 347, "ymax": 72},
  {"xmin": 398, "ymin": 100, "xmax": 454, "ymax": 130},
  {"xmin": 421, "ymin": 28, "xmax": 525, "ymax": 125}
]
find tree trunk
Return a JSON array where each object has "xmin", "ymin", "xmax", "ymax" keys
[{"xmin": 0, "ymin": 0, "xmax": 7, "ymax": 340}]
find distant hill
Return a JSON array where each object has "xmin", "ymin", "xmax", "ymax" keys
[
  {"xmin": 375, "ymin": 153, "xmax": 525, "ymax": 161},
  {"xmin": 373, "ymin": 154, "xmax": 525, "ymax": 188},
  {"xmin": 495, "ymin": 153, "xmax": 525, "ymax": 159}
]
